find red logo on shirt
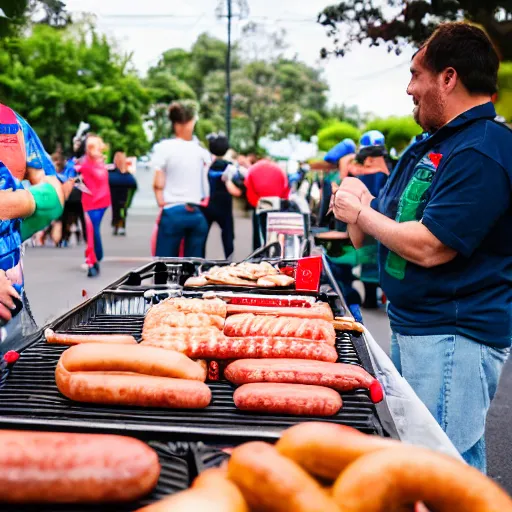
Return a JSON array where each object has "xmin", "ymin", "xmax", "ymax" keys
[{"xmin": 428, "ymin": 152, "xmax": 443, "ymax": 169}]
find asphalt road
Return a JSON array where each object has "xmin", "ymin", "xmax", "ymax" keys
[{"xmin": 19, "ymin": 171, "xmax": 512, "ymax": 493}]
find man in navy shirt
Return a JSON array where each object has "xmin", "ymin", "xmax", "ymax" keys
[{"xmin": 333, "ymin": 22, "xmax": 511, "ymax": 472}]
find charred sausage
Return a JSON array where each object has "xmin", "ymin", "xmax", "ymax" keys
[
  {"xmin": 142, "ymin": 335, "xmax": 338, "ymax": 362},
  {"xmin": 224, "ymin": 314, "xmax": 336, "ymax": 344}
]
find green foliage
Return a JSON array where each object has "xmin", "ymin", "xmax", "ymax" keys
[
  {"xmin": 363, "ymin": 116, "xmax": 422, "ymax": 152},
  {"xmin": 319, "ymin": 0, "xmax": 512, "ymax": 61},
  {"xmin": 296, "ymin": 109, "xmax": 324, "ymax": 142},
  {"xmin": 317, "ymin": 122, "xmax": 361, "ymax": 152},
  {"xmin": 0, "ymin": 23, "xmax": 151, "ymax": 156},
  {"xmin": 363, "ymin": 116, "xmax": 420, "ymax": 150},
  {"xmin": 200, "ymin": 58, "xmax": 329, "ymax": 152},
  {"xmin": 496, "ymin": 62, "xmax": 512, "ymax": 122}
]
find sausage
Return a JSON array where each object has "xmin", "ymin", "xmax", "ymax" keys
[
  {"xmin": 142, "ymin": 334, "xmax": 338, "ymax": 362},
  {"xmin": 45, "ymin": 328, "xmax": 137, "ymax": 346},
  {"xmin": 0, "ymin": 430, "xmax": 160, "ymax": 503},
  {"xmin": 58, "ymin": 343, "xmax": 207, "ymax": 381},
  {"xmin": 226, "ymin": 302, "xmax": 334, "ymax": 321},
  {"xmin": 224, "ymin": 359, "xmax": 382, "ymax": 398},
  {"xmin": 56, "ymin": 365, "xmax": 212, "ymax": 408},
  {"xmin": 332, "ymin": 447, "xmax": 512, "ymax": 512},
  {"xmin": 276, "ymin": 422, "xmax": 399, "ymax": 480},
  {"xmin": 148, "ymin": 297, "xmax": 227, "ymax": 316},
  {"xmin": 135, "ymin": 469, "xmax": 248, "ymax": 512},
  {"xmin": 143, "ymin": 312, "xmax": 225, "ymax": 332},
  {"xmin": 233, "ymin": 383, "xmax": 342, "ymax": 416},
  {"xmin": 224, "ymin": 314, "xmax": 336, "ymax": 344},
  {"xmin": 227, "ymin": 441, "xmax": 339, "ymax": 512}
]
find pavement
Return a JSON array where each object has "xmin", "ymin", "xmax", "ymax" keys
[{"xmin": 20, "ymin": 169, "xmax": 512, "ymax": 492}]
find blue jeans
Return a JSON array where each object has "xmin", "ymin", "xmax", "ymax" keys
[
  {"xmin": 391, "ymin": 332, "xmax": 509, "ymax": 473},
  {"xmin": 156, "ymin": 205, "xmax": 208, "ymax": 258},
  {"xmin": 84, "ymin": 208, "xmax": 106, "ymax": 266}
]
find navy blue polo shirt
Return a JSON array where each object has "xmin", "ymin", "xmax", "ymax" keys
[{"xmin": 372, "ymin": 103, "xmax": 512, "ymax": 348}]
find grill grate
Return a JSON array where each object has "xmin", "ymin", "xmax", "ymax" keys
[{"xmin": 0, "ymin": 314, "xmax": 387, "ymax": 438}]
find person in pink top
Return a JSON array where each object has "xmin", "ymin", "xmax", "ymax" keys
[{"xmin": 79, "ymin": 135, "xmax": 111, "ymax": 277}]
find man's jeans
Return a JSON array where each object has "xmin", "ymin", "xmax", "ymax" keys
[{"xmin": 391, "ymin": 332, "xmax": 509, "ymax": 473}]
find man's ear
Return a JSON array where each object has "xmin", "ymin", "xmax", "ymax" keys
[{"xmin": 442, "ymin": 67, "xmax": 457, "ymax": 92}]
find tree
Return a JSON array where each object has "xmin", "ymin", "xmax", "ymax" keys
[
  {"xmin": 496, "ymin": 62, "xmax": 512, "ymax": 121},
  {"xmin": 0, "ymin": 23, "xmax": 152, "ymax": 156},
  {"xmin": 201, "ymin": 58, "xmax": 329, "ymax": 152},
  {"xmin": 363, "ymin": 116, "xmax": 422, "ymax": 152},
  {"xmin": 0, "ymin": 1, "xmax": 70, "ymax": 38},
  {"xmin": 147, "ymin": 33, "xmax": 240, "ymax": 99},
  {"xmin": 317, "ymin": 121, "xmax": 361, "ymax": 151},
  {"xmin": 318, "ymin": 1, "xmax": 512, "ymax": 61}
]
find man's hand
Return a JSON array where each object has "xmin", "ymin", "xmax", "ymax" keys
[
  {"xmin": 339, "ymin": 177, "xmax": 368, "ymax": 197},
  {"xmin": 334, "ymin": 190, "xmax": 363, "ymax": 225},
  {"xmin": 0, "ymin": 271, "xmax": 20, "ymax": 323}
]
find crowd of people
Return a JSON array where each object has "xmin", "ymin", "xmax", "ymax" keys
[
  {"xmin": 30, "ymin": 133, "xmax": 138, "ymax": 277},
  {"xmin": 151, "ymin": 101, "xmax": 290, "ymax": 260}
]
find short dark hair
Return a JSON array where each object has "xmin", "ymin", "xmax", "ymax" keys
[
  {"xmin": 208, "ymin": 134, "xmax": 230, "ymax": 157},
  {"xmin": 420, "ymin": 22, "xmax": 499, "ymax": 96},
  {"xmin": 168, "ymin": 101, "xmax": 197, "ymax": 126}
]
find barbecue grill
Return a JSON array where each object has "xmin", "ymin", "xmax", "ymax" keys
[{"xmin": 0, "ymin": 257, "xmax": 398, "ymax": 510}]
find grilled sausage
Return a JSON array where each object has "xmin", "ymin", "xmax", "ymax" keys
[
  {"xmin": 142, "ymin": 335, "xmax": 338, "ymax": 362},
  {"xmin": 0, "ymin": 430, "xmax": 160, "ymax": 503},
  {"xmin": 135, "ymin": 469, "xmax": 249, "ymax": 512},
  {"xmin": 227, "ymin": 441, "xmax": 339, "ymax": 512},
  {"xmin": 224, "ymin": 359, "xmax": 382, "ymax": 400},
  {"xmin": 58, "ymin": 343, "xmax": 207, "ymax": 381},
  {"xmin": 276, "ymin": 422, "xmax": 399, "ymax": 480},
  {"xmin": 332, "ymin": 447, "xmax": 512, "ymax": 512},
  {"xmin": 45, "ymin": 328, "xmax": 137, "ymax": 345},
  {"xmin": 56, "ymin": 366, "xmax": 211, "ymax": 408},
  {"xmin": 233, "ymin": 383, "xmax": 342, "ymax": 416},
  {"xmin": 226, "ymin": 302, "xmax": 334, "ymax": 321},
  {"xmin": 224, "ymin": 314, "xmax": 336, "ymax": 344}
]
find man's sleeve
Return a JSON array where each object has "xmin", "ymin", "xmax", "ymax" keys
[
  {"xmin": 16, "ymin": 114, "xmax": 56, "ymax": 176},
  {"xmin": 421, "ymin": 149, "xmax": 510, "ymax": 258}
]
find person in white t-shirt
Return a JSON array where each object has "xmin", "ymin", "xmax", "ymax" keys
[{"xmin": 152, "ymin": 102, "xmax": 211, "ymax": 257}]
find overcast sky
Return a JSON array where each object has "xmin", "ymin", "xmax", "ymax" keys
[{"xmin": 65, "ymin": 0, "xmax": 416, "ymax": 118}]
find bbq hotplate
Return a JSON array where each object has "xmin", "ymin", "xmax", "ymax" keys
[{"xmin": 0, "ymin": 313, "xmax": 389, "ymax": 439}]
